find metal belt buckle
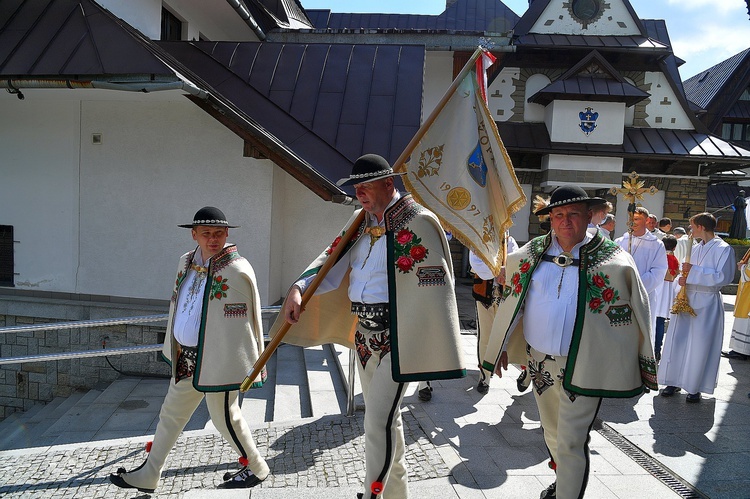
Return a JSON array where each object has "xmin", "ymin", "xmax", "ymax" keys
[{"xmin": 553, "ymin": 252, "xmax": 575, "ymax": 268}]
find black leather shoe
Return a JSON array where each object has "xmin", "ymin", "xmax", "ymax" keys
[
  {"xmin": 109, "ymin": 469, "xmax": 155, "ymax": 493},
  {"xmin": 540, "ymin": 481, "xmax": 556, "ymax": 498},
  {"xmin": 418, "ymin": 382, "xmax": 433, "ymax": 401},
  {"xmin": 721, "ymin": 350, "xmax": 748, "ymax": 360},
  {"xmin": 221, "ymin": 467, "xmax": 264, "ymax": 488},
  {"xmin": 660, "ymin": 386, "xmax": 680, "ymax": 397},
  {"xmin": 517, "ymin": 369, "xmax": 529, "ymax": 393},
  {"xmin": 477, "ymin": 380, "xmax": 489, "ymax": 394},
  {"xmin": 686, "ymin": 392, "xmax": 701, "ymax": 403}
]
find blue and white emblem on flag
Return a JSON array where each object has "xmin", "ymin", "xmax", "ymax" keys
[
  {"xmin": 467, "ymin": 142, "xmax": 488, "ymax": 187},
  {"xmin": 579, "ymin": 107, "xmax": 598, "ymax": 136}
]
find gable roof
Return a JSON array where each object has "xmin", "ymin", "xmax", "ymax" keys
[
  {"xmin": 0, "ymin": 0, "xmax": 425, "ymax": 201},
  {"xmin": 0, "ymin": 0, "xmax": 174, "ymax": 78},
  {"xmin": 683, "ymin": 48, "xmax": 750, "ymax": 110},
  {"xmin": 514, "ymin": 0, "xmax": 648, "ymax": 38},
  {"xmin": 528, "ymin": 50, "xmax": 649, "ymax": 106},
  {"xmin": 306, "ymin": 0, "xmax": 519, "ymax": 33}
]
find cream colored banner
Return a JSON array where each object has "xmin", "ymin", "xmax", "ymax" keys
[{"xmin": 402, "ymin": 70, "xmax": 525, "ymax": 275}]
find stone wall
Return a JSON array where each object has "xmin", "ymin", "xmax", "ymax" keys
[{"xmin": 0, "ymin": 293, "xmax": 278, "ymax": 420}]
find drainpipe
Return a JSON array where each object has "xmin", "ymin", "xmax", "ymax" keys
[{"xmin": 225, "ymin": 0, "xmax": 266, "ymax": 41}]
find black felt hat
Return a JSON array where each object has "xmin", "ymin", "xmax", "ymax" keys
[
  {"xmin": 336, "ymin": 154, "xmax": 405, "ymax": 187},
  {"xmin": 178, "ymin": 206, "xmax": 239, "ymax": 228},
  {"xmin": 534, "ymin": 185, "xmax": 607, "ymax": 216}
]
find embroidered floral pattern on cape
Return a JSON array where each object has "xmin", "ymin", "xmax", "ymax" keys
[
  {"xmin": 586, "ymin": 271, "xmax": 619, "ymax": 313},
  {"xmin": 210, "ymin": 276, "xmax": 229, "ymax": 300},
  {"xmin": 509, "ymin": 258, "xmax": 532, "ymax": 297},
  {"xmin": 393, "ymin": 228, "xmax": 429, "ymax": 273}
]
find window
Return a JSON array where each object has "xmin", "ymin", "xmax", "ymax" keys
[
  {"xmin": 722, "ymin": 123, "xmax": 732, "ymax": 139},
  {"xmin": 161, "ymin": 7, "xmax": 182, "ymax": 41},
  {"xmin": 0, "ymin": 225, "xmax": 14, "ymax": 287},
  {"xmin": 721, "ymin": 122, "xmax": 750, "ymax": 143},
  {"xmin": 740, "ymin": 86, "xmax": 750, "ymax": 101}
]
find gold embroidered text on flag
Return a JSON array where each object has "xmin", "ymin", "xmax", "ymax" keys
[{"xmin": 400, "ymin": 66, "xmax": 525, "ymax": 276}]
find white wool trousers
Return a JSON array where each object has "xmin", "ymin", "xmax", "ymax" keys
[{"xmin": 119, "ymin": 376, "xmax": 269, "ymax": 491}]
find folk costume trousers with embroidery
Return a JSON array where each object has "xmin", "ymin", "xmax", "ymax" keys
[
  {"xmin": 476, "ymin": 300, "xmax": 499, "ymax": 383},
  {"xmin": 119, "ymin": 376, "xmax": 269, "ymax": 491},
  {"xmin": 529, "ymin": 349, "xmax": 602, "ymax": 499},
  {"xmin": 355, "ymin": 324, "xmax": 409, "ymax": 499}
]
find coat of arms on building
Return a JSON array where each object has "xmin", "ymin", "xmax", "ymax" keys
[{"xmin": 579, "ymin": 107, "xmax": 598, "ymax": 136}]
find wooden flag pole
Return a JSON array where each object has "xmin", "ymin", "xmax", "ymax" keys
[
  {"xmin": 241, "ymin": 46, "xmax": 489, "ymax": 393},
  {"xmin": 240, "ymin": 210, "xmax": 365, "ymax": 392}
]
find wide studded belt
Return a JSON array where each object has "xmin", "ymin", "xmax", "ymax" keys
[{"xmin": 351, "ymin": 302, "xmax": 390, "ymax": 331}]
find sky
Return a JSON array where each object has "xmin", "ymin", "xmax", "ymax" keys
[{"xmin": 301, "ymin": 0, "xmax": 750, "ymax": 80}]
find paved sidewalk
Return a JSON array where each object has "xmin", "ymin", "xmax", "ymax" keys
[{"xmin": 0, "ymin": 280, "xmax": 748, "ymax": 498}]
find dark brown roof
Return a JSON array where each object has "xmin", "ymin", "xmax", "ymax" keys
[
  {"xmin": 684, "ymin": 48, "xmax": 750, "ymax": 110},
  {"xmin": 496, "ymin": 122, "xmax": 750, "ymax": 163},
  {"xmin": 514, "ymin": 34, "xmax": 668, "ymax": 52},
  {"xmin": 158, "ymin": 41, "xmax": 425, "ymax": 197},
  {"xmin": 305, "ymin": 0, "xmax": 520, "ymax": 33},
  {"xmin": 527, "ymin": 50, "xmax": 649, "ymax": 106},
  {"xmin": 0, "ymin": 0, "xmax": 174, "ymax": 78},
  {"xmin": 528, "ymin": 76, "xmax": 649, "ymax": 106},
  {"xmin": 707, "ymin": 183, "xmax": 746, "ymax": 210}
]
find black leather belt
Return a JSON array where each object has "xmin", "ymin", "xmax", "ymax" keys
[
  {"xmin": 541, "ymin": 253, "xmax": 580, "ymax": 268},
  {"xmin": 351, "ymin": 302, "xmax": 389, "ymax": 316},
  {"xmin": 352, "ymin": 302, "xmax": 390, "ymax": 331}
]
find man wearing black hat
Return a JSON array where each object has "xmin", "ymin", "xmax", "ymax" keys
[
  {"xmin": 272, "ymin": 154, "xmax": 465, "ymax": 499},
  {"xmin": 481, "ymin": 186, "xmax": 656, "ymax": 499},
  {"xmin": 110, "ymin": 207, "xmax": 269, "ymax": 492}
]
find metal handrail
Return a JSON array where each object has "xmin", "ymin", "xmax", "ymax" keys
[
  {"xmin": 0, "ymin": 305, "xmax": 357, "ymax": 416},
  {"xmin": 0, "ymin": 315, "xmax": 169, "ymax": 334},
  {"xmin": 0, "ymin": 344, "xmax": 163, "ymax": 365}
]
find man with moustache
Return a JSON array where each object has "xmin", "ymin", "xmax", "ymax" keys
[{"xmin": 482, "ymin": 186, "xmax": 656, "ymax": 499}]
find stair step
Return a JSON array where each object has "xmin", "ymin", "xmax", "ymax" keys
[
  {"xmin": 304, "ymin": 345, "xmax": 346, "ymax": 417},
  {"xmin": 332, "ymin": 344, "xmax": 363, "ymax": 411},
  {"xmin": 25, "ymin": 396, "xmax": 66, "ymax": 424},
  {"xmin": 41, "ymin": 390, "xmax": 103, "ymax": 438},
  {"xmin": 273, "ymin": 344, "xmax": 311, "ymax": 421},
  {"xmin": 240, "ymin": 347, "xmax": 277, "ymax": 425}
]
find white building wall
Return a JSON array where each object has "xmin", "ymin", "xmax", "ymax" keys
[
  {"xmin": 530, "ymin": 1, "xmax": 641, "ymax": 35},
  {"xmin": 642, "ymin": 72, "xmax": 694, "ymax": 129},
  {"xmin": 487, "ymin": 66, "xmax": 520, "ymax": 122},
  {"xmin": 96, "ymin": 0, "xmax": 256, "ymax": 41},
  {"xmin": 422, "ymin": 51, "xmax": 454, "ymax": 120},
  {"xmin": 546, "ymin": 100, "xmax": 625, "ymax": 144},
  {"xmin": 0, "ymin": 87, "xmax": 353, "ymax": 305},
  {"xmin": 1, "ymin": 96, "xmax": 81, "ymax": 292}
]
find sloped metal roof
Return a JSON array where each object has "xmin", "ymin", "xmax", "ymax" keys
[
  {"xmin": 0, "ymin": 0, "xmax": 174, "ymax": 77},
  {"xmin": 158, "ymin": 41, "xmax": 425, "ymax": 196},
  {"xmin": 305, "ymin": 0, "xmax": 519, "ymax": 33},
  {"xmin": 514, "ymin": 34, "xmax": 668, "ymax": 51},
  {"xmin": 528, "ymin": 75, "xmax": 649, "ymax": 106},
  {"xmin": 528, "ymin": 50, "xmax": 649, "ymax": 106},
  {"xmin": 683, "ymin": 48, "xmax": 750, "ymax": 110},
  {"xmin": 641, "ymin": 19, "xmax": 685, "ymax": 98},
  {"xmin": 496, "ymin": 122, "xmax": 750, "ymax": 163},
  {"xmin": 707, "ymin": 183, "xmax": 746, "ymax": 210},
  {"xmin": 727, "ymin": 101, "xmax": 750, "ymax": 120}
]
